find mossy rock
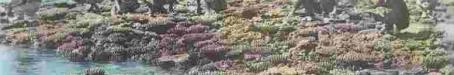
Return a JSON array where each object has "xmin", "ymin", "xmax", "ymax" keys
[
  {"xmin": 191, "ymin": 14, "xmax": 222, "ymax": 24},
  {"xmin": 2, "ymin": 21, "xmax": 28, "ymax": 30},
  {"xmin": 38, "ymin": 8, "xmax": 69, "ymax": 21},
  {"xmin": 253, "ymin": 23, "xmax": 280, "ymax": 34},
  {"xmin": 67, "ymin": 13, "xmax": 108, "ymax": 29},
  {"xmin": 373, "ymin": 39, "xmax": 392, "ymax": 52},
  {"xmin": 441, "ymin": 65, "xmax": 454, "ymax": 75},
  {"xmin": 6, "ymin": 28, "xmax": 29, "ymax": 33},
  {"xmin": 329, "ymin": 69, "xmax": 355, "ymax": 75},
  {"xmin": 422, "ymin": 50, "xmax": 448, "ymax": 69},
  {"xmin": 423, "ymin": 55, "xmax": 448, "ymax": 69},
  {"xmin": 246, "ymin": 61, "xmax": 272, "ymax": 72}
]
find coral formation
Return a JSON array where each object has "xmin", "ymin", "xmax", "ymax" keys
[{"xmin": 0, "ymin": 0, "xmax": 450, "ymax": 74}]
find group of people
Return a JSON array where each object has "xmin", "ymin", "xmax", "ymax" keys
[
  {"xmin": 293, "ymin": 0, "xmax": 410, "ymax": 34},
  {"xmin": 1, "ymin": 0, "xmax": 41, "ymax": 23},
  {"xmin": 1, "ymin": 0, "xmax": 409, "ymax": 34},
  {"xmin": 0, "ymin": 0, "xmax": 227, "ymax": 23}
]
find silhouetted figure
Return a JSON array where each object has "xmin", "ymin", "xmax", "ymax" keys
[
  {"xmin": 196, "ymin": 0, "xmax": 226, "ymax": 14},
  {"xmin": 377, "ymin": 0, "xmax": 410, "ymax": 34},
  {"xmin": 9, "ymin": 0, "xmax": 41, "ymax": 21},
  {"xmin": 110, "ymin": 0, "xmax": 140, "ymax": 22},
  {"xmin": 293, "ymin": 0, "xmax": 320, "ymax": 16},
  {"xmin": 74, "ymin": 0, "xmax": 103, "ymax": 12},
  {"xmin": 319, "ymin": 0, "xmax": 336, "ymax": 14},
  {"xmin": 117, "ymin": 0, "xmax": 140, "ymax": 13},
  {"xmin": 150, "ymin": 0, "xmax": 177, "ymax": 13}
]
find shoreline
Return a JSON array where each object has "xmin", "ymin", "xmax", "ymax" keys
[{"xmin": 1, "ymin": 0, "xmax": 453, "ymax": 74}]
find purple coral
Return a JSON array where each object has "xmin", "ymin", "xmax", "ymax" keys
[
  {"xmin": 316, "ymin": 23, "xmax": 360, "ymax": 33},
  {"xmin": 156, "ymin": 22, "xmax": 229, "ymax": 61},
  {"xmin": 167, "ymin": 24, "xmax": 188, "ymax": 35},
  {"xmin": 244, "ymin": 52, "xmax": 261, "ymax": 60},
  {"xmin": 186, "ymin": 24, "xmax": 209, "ymax": 33},
  {"xmin": 194, "ymin": 38, "xmax": 219, "ymax": 48},
  {"xmin": 334, "ymin": 23, "xmax": 360, "ymax": 32},
  {"xmin": 177, "ymin": 33, "xmax": 215, "ymax": 46},
  {"xmin": 215, "ymin": 60, "xmax": 234, "ymax": 70},
  {"xmin": 57, "ymin": 35, "xmax": 84, "ymax": 52},
  {"xmin": 200, "ymin": 44, "xmax": 229, "ymax": 60}
]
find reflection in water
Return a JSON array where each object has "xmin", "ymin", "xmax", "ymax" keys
[
  {"xmin": 0, "ymin": 46, "xmax": 17, "ymax": 75},
  {"xmin": 0, "ymin": 45, "xmax": 157, "ymax": 75}
]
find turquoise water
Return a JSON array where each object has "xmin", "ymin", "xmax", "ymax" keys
[
  {"xmin": 0, "ymin": 0, "xmax": 75, "ymax": 5},
  {"xmin": 0, "ymin": 45, "xmax": 158, "ymax": 75}
]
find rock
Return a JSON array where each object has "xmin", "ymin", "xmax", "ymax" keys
[
  {"xmin": 157, "ymin": 59, "xmax": 176, "ymax": 70},
  {"xmin": 84, "ymin": 68, "xmax": 105, "ymax": 75},
  {"xmin": 88, "ymin": 50, "xmax": 112, "ymax": 61},
  {"xmin": 358, "ymin": 71, "xmax": 371, "ymax": 75},
  {"xmin": 370, "ymin": 71, "xmax": 387, "ymax": 75},
  {"xmin": 428, "ymin": 72, "xmax": 442, "ymax": 75},
  {"xmin": 386, "ymin": 70, "xmax": 399, "ymax": 75},
  {"xmin": 37, "ymin": 8, "xmax": 69, "ymax": 20},
  {"xmin": 107, "ymin": 33, "xmax": 128, "ymax": 43}
]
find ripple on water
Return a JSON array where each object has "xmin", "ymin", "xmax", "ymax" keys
[
  {"xmin": 0, "ymin": 46, "xmax": 17, "ymax": 75},
  {"xmin": 0, "ymin": 45, "xmax": 158, "ymax": 75}
]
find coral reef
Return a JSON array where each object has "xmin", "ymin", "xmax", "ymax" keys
[{"xmin": 0, "ymin": 0, "xmax": 450, "ymax": 74}]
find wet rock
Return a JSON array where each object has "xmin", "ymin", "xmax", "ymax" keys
[
  {"xmin": 387, "ymin": 70, "xmax": 399, "ymax": 75},
  {"xmin": 198, "ymin": 62, "xmax": 217, "ymax": 71},
  {"xmin": 84, "ymin": 68, "xmax": 105, "ymax": 75},
  {"xmin": 157, "ymin": 59, "xmax": 176, "ymax": 70},
  {"xmin": 358, "ymin": 71, "xmax": 371, "ymax": 75},
  {"xmin": 400, "ymin": 68, "xmax": 427, "ymax": 75},
  {"xmin": 88, "ymin": 50, "xmax": 112, "ymax": 61}
]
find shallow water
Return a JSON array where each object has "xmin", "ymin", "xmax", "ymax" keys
[
  {"xmin": 0, "ymin": 0, "xmax": 75, "ymax": 4},
  {"xmin": 0, "ymin": 45, "xmax": 158, "ymax": 75}
]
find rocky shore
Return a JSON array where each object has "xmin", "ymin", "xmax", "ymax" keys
[{"xmin": 1, "ymin": 0, "xmax": 453, "ymax": 75}]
